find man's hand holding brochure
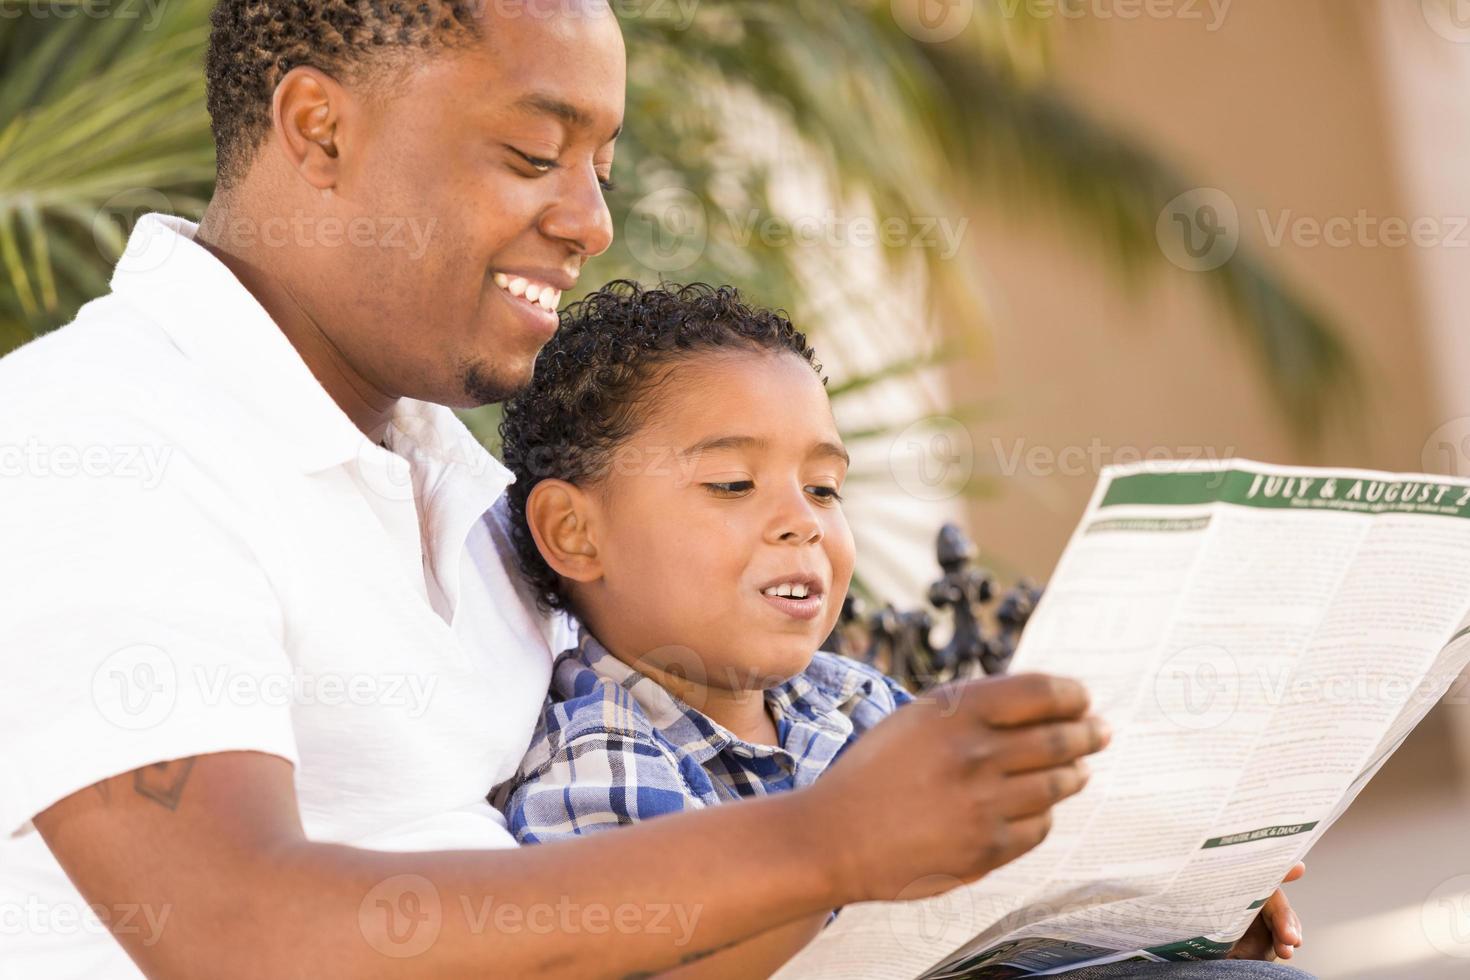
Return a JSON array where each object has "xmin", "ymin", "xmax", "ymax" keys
[{"xmin": 776, "ymin": 458, "xmax": 1470, "ymax": 979}]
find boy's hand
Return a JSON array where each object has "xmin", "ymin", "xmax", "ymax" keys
[
  {"xmin": 1228, "ymin": 862, "xmax": 1306, "ymax": 961},
  {"xmin": 803, "ymin": 672, "xmax": 1109, "ymax": 905}
]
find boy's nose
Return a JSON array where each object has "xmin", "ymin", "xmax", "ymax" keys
[{"xmin": 766, "ymin": 494, "xmax": 823, "ymax": 545}]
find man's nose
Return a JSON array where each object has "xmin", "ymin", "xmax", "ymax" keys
[{"xmin": 541, "ymin": 169, "xmax": 614, "ymax": 258}]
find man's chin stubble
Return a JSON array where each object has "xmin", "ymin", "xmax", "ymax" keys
[{"xmin": 461, "ymin": 359, "xmax": 532, "ymax": 407}]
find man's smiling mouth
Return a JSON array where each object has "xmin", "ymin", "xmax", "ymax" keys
[{"xmin": 493, "ymin": 272, "xmax": 563, "ymax": 313}]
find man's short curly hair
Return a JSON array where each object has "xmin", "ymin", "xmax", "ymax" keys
[
  {"xmin": 204, "ymin": 0, "xmax": 483, "ymax": 187},
  {"xmin": 499, "ymin": 280, "xmax": 825, "ymax": 613}
]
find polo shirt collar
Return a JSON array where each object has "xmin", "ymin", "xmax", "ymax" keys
[
  {"xmin": 108, "ymin": 214, "xmax": 515, "ymax": 623},
  {"xmin": 108, "ymin": 213, "xmax": 368, "ymax": 475}
]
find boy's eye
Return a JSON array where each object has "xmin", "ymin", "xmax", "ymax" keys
[
  {"xmin": 806, "ymin": 485, "xmax": 844, "ymax": 503},
  {"xmin": 704, "ymin": 481, "xmax": 754, "ymax": 497}
]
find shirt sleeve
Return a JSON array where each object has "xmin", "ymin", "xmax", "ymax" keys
[
  {"xmin": 502, "ymin": 726, "xmax": 701, "ymax": 845},
  {"xmin": 0, "ymin": 407, "xmax": 299, "ymax": 838}
]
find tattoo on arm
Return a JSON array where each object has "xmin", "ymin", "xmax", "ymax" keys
[
  {"xmin": 133, "ymin": 759, "xmax": 196, "ymax": 811},
  {"xmin": 618, "ymin": 938, "xmax": 742, "ymax": 979}
]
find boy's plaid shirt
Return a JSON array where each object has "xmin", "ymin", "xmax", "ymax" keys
[{"xmin": 497, "ymin": 631, "xmax": 912, "ymax": 844}]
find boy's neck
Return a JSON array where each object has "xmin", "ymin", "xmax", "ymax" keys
[{"xmin": 603, "ymin": 645, "xmax": 782, "ymax": 747}]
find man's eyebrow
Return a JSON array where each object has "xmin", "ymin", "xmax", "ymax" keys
[{"xmin": 512, "ymin": 93, "xmax": 623, "ymax": 141}]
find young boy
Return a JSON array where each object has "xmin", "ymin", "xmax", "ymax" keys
[{"xmin": 494, "ymin": 280, "xmax": 910, "ymax": 976}]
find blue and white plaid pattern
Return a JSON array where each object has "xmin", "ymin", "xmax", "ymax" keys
[{"xmin": 498, "ymin": 632, "xmax": 912, "ymax": 844}]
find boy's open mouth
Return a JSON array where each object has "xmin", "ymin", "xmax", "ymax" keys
[{"xmin": 756, "ymin": 575, "xmax": 825, "ymax": 622}]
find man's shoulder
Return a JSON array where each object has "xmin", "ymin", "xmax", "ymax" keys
[
  {"xmin": 0, "ymin": 296, "xmax": 284, "ymax": 490},
  {"xmin": 1, "ymin": 294, "xmax": 185, "ymax": 399}
]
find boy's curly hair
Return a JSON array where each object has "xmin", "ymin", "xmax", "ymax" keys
[{"xmin": 499, "ymin": 280, "xmax": 824, "ymax": 613}]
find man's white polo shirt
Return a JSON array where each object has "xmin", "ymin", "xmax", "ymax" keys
[{"xmin": 0, "ymin": 214, "xmax": 563, "ymax": 977}]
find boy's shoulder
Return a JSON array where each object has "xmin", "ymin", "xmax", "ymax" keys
[{"xmin": 515, "ymin": 647, "xmax": 669, "ymax": 780}]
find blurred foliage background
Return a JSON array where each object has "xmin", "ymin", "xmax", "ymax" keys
[{"xmin": 0, "ymin": 0, "xmax": 1357, "ymax": 593}]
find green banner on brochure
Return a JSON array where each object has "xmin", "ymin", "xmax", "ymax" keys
[
  {"xmin": 1202, "ymin": 822, "xmax": 1318, "ymax": 849},
  {"xmin": 1100, "ymin": 469, "xmax": 1470, "ymax": 519}
]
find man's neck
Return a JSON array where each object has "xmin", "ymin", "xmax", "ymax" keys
[{"xmin": 195, "ymin": 199, "xmax": 398, "ymax": 441}]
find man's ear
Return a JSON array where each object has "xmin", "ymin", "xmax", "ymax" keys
[
  {"xmin": 525, "ymin": 480, "xmax": 603, "ymax": 586},
  {"xmin": 271, "ymin": 67, "xmax": 346, "ymax": 190}
]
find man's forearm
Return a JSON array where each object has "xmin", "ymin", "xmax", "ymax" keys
[
  {"xmin": 269, "ymin": 795, "xmax": 836, "ymax": 979},
  {"xmin": 38, "ymin": 754, "xmax": 840, "ymax": 980}
]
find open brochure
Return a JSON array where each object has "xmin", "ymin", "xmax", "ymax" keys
[{"xmin": 774, "ymin": 458, "xmax": 1470, "ymax": 979}]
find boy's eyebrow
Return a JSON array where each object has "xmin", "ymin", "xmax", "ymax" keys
[{"xmin": 679, "ymin": 435, "xmax": 851, "ymax": 467}]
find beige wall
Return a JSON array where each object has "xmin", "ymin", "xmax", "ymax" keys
[{"xmin": 957, "ymin": 0, "xmax": 1440, "ymax": 582}]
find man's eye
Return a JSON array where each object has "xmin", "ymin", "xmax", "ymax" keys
[
  {"xmin": 513, "ymin": 149, "xmax": 558, "ymax": 174},
  {"xmin": 598, "ymin": 174, "xmax": 618, "ymax": 193},
  {"xmin": 705, "ymin": 481, "xmax": 754, "ymax": 496},
  {"xmin": 807, "ymin": 485, "xmax": 844, "ymax": 503}
]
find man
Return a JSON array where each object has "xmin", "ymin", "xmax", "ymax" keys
[{"xmin": 0, "ymin": 2, "xmax": 1302, "ymax": 977}]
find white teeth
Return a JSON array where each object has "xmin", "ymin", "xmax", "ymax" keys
[
  {"xmin": 763, "ymin": 582, "xmax": 812, "ymax": 599},
  {"xmin": 494, "ymin": 274, "xmax": 561, "ymax": 312}
]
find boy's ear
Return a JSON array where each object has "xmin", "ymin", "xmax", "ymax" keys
[{"xmin": 525, "ymin": 479, "xmax": 603, "ymax": 586}]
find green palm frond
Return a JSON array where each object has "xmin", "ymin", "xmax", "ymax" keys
[
  {"xmin": 0, "ymin": 0, "xmax": 215, "ymax": 340},
  {"xmin": 3, "ymin": 0, "xmax": 1353, "ymax": 443}
]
